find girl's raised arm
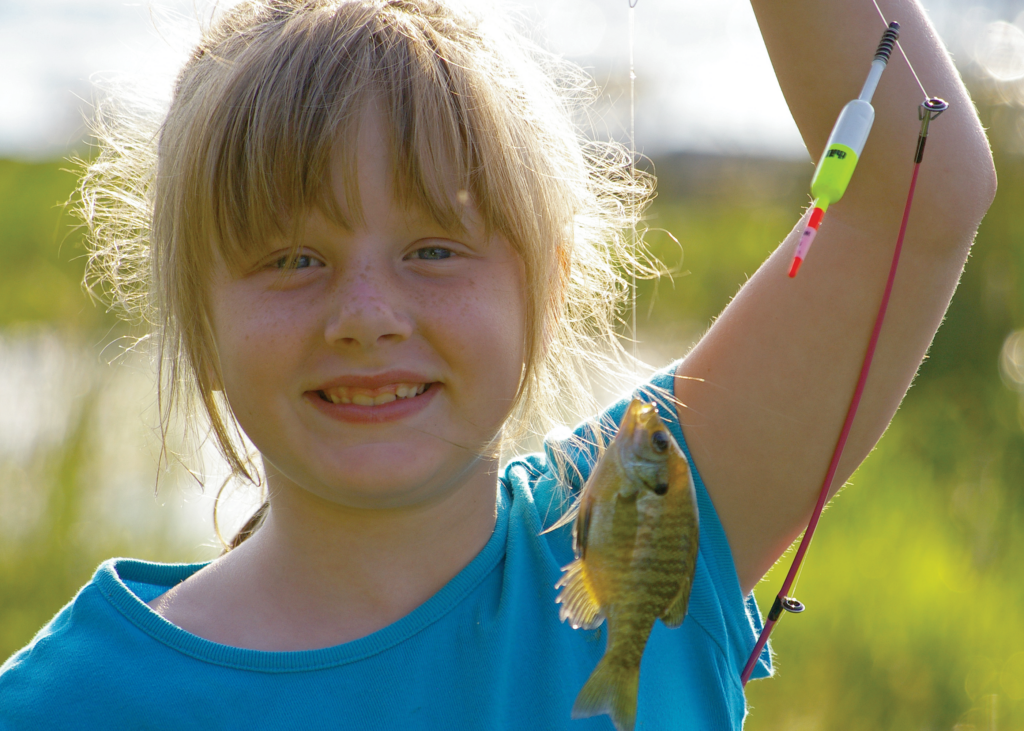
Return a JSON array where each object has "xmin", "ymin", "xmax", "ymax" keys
[{"xmin": 673, "ymin": 0, "xmax": 997, "ymax": 594}]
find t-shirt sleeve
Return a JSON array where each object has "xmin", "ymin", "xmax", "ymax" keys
[{"xmin": 541, "ymin": 362, "xmax": 773, "ymax": 682}]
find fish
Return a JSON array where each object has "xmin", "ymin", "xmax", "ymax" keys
[{"xmin": 555, "ymin": 398, "xmax": 699, "ymax": 731}]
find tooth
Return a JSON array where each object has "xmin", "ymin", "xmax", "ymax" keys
[
  {"xmin": 352, "ymin": 394, "xmax": 374, "ymax": 406},
  {"xmin": 329, "ymin": 392, "xmax": 341, "ymax": 404},
  {"xmin": 417, "ymin": 384, "xmax": 427, "ymax": 395},
  {"xmin": 339, "ymin": 395, "xmax": 351, "ymax": 404},
  {"xmin": 374, "ymin": 393, "xmax": 397, "ymax": 405},
  {"xmin": 396, "ymin": 386, "xmax": 409, "ymax": 398}
]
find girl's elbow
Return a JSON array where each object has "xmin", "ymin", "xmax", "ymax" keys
[
  {"xmin": 970, "ymin": 144, "xmax": 999, "ymax": 218},
  {"xmin": 931, "ymin": 144, "xmax": 997, "ymax": 247}
]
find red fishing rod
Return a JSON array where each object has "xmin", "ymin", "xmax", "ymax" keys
[{"xmin": 739, "ymin": 86, "xmax": 949, "ymax": 685}]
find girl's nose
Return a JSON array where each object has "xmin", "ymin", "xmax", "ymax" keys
[{"xmin": 323, "ymin": 267, "xmax": 414, "ymax": 348}]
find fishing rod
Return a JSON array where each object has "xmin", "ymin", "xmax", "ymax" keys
[
  {"xmin": 616, "ymin": 0, "xmax": 947, "ymax": 693},
  {"xmin": 739, "ymin": 16, "xmax": 948, "ymax": 685}
]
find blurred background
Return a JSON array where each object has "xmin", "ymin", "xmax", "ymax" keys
[{"xmin": 1, "ymin": 1, "xmax": 1023, "ymax": 728}]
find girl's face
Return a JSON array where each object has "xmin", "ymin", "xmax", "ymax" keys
[{"xmin": 207, "ymin": 104, "xmax": 527, "ymax": 511}]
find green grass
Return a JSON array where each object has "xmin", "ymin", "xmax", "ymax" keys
[{"xmin": 0, "ymin": 158, "xmax": 115, "ymax": 329}]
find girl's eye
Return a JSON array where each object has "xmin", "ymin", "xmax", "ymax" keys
[
  {"xmin": 273, "ymin": 253, "xmax": 320, "ymax": 270},
  {"xmin": 412, "ymin": 246, "xmax": 453, "ymax": 261}
]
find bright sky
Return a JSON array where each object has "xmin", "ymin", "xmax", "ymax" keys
[{"xmin": 0, "ymin": 0, "xmax": 1018, "ymax": 160}]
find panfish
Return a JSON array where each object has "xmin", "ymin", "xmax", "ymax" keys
[{"xmin": 555, "ymin": 399, "xmax": 699, "ymax": 731}]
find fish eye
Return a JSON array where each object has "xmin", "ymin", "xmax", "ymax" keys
[{"xmin": 651, "ymin": 430, "xmax": 669, "ymax": 453}]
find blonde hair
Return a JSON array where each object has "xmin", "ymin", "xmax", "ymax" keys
[{"xmin": 79, "ymin": 0, "xmax": 656, "ymax": 546}]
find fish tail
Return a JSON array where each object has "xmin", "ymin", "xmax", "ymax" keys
[{"xmin": 571, "ymin": 655, "xmax": 640, "ymax": 731}]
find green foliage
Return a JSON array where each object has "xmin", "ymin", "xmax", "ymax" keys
[
  {"xmin": 0, "ymin": 138, "xmax": 1021, "ymax": 729},
  {"xmin": 0, "ymin": 376, "xmax": 191, "ymax": 659},
  {"xmin": 0, "ymin": 159, "xmax": 114, "ymax": 329}
]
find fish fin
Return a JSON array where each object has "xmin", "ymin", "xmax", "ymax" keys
[
  {"xmin": 661, "ymin": 582, "xmax": 692, "ymax": 628},
  {"xmin": 572, "ymin": 655, "xmax": 640, "ymax": 731},
  {"xmin": 539, "ymin": 500, "xmax": 579, "ymax": 536},
  {"xmin": 555, "ymin": 559, "xmax": 603, "ymax": 630},
  {"xmin": 574, "ymin": 493, "xmax": 593, "ymax": 559}
]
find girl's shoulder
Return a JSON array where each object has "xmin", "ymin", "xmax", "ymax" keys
[
  {"xmin": 0, "ymin": 559, "xmax": 207, "ymax": 726},
  {"xmin": 500, "ymin": 362, "xmax": 773, "ymax": 682}
]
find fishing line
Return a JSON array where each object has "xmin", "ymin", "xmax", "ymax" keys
[
  {"xmin": 871, "ymin": 0, "xmax": 930, "ymax": 99},
  {"xmin": 629, "ymin": 0, "xmax": 638, "ymax": 374}
]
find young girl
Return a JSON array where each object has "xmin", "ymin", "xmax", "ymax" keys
[{"xmin": 0, "ymin": 0, "xmax": 995, "ymax": 728}]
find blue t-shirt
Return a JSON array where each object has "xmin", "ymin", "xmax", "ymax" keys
[{"xmin": 0, "ymin": 365, "xmax": 771, "ymax": 729}]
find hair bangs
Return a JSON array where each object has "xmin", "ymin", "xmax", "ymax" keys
[
  {"xmin": 192, "ymin": 10, "xmax": 378, "ymax": 270},
  {"xmin": 192, "ymin": 2, "xmax": 514, "ymax": 270}
]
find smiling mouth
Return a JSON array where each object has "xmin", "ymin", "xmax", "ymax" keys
[{"xmin": 317, "ymin": 382, "xmax": 431, "ymax": 406}]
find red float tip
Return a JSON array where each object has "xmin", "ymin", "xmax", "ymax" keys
[{"xmin": 788, "ymin": 257, "xmax": 803, "ymax": 278}]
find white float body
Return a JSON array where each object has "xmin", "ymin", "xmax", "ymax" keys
[{"xmin": 823, "ymin": 99, "xmax": 875, "ymax": 158}]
